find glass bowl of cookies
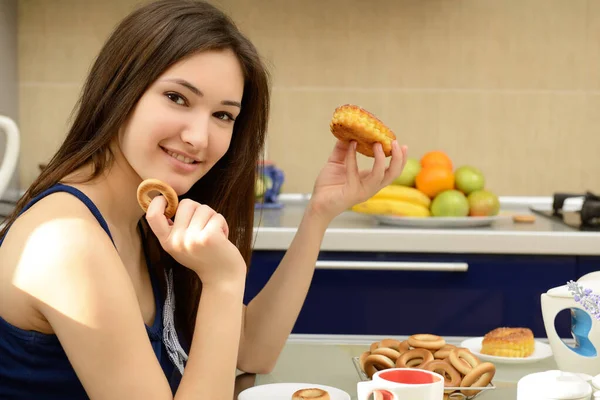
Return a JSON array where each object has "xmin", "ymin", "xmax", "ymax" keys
[{"xmin": 352, "ymin": 334, "xmax": 496, "ymax": 400}]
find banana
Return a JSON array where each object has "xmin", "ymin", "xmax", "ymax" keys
[
  {"xmin": 371, "ymin": 185, "xmax": 431, "ymax": 208},
  {"xmin": 352, "ymin": 198, "xmax": 431, "ymax": 217}
]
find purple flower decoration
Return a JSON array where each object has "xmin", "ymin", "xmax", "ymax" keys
[{"xmin": 567, "ymin": 281, "xmax": 600, "ymax": 320}]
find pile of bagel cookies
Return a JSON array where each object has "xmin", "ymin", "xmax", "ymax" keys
[{"xmin": 359, "ymin": 334, "xmax": 496, "ymax": 398}]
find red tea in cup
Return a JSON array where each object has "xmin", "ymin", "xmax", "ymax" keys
[{"xmin": 357, "ymin": 368, "xmax": 444, "ymax": 400}]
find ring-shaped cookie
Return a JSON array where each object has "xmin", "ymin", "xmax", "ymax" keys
[
  {"xmin": 329, "ymin": 104, "xmax": 396, "ymax": 158},
  {"xmin": 359, "ymin": 351, "xmax": 370, "ymax": 375},
  {"xmin": 370, "ymin": 341, "xmax": 380, "ymax": 353},
  {"xmin": 292, "ymin": 388, "xmax": 331, "ymax": 400},
  {"xmin": 363, "ymin": 354, "xmax": 396, "ymax": 378},
  {"xmin": 434, "ymin": 344, "xmax": 457, "ymax": 359},
  {"xmin": 379, "ymin": 339, "xmax": 410, "ymax": 354},
  {"xmin": 371, "ymin": 347, "xmax": 401, "ymax": 363},
  {"xmin": 421, "ymin": 359, "xmax": 462, "ymax": 390},
  {"xmin": 407, "ymin": 334, "xmax": 446, "ymax": 351},
  {"xmin": 395, "ymin": 348, "xmax": 434, "ymax": 369},
  {"xmin": 137, "ymin": 178, "xmax": 179, "ymax": 219},
  {"xmin": 459, "ymin": 362, "xmax": 496, "ymax": 397},
  {"xmin": 448, "ymin": 348, "xmax": 481, "ymax": 376}
]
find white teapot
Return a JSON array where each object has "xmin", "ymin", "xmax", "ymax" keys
[
  {"xmin": 541, "ymin": 272, "xmax": 600, "ymax": 376},
  {"xmin": 0, "ymin": 115, "xmax": 20, "ymax": 200}
]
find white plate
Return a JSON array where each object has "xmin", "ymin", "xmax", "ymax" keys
[
  {"xmin": 238, "ymin": 382, "xmax": 351, "ymax": 400},
  {"xmin": 460, "ymin": 337, "xmax": 553, "ymax": 364},
  {"xmin": 373, "ymin": 215, "xmax": 510, "ymax": 229}
]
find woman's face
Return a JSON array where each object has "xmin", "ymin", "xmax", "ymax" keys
[{"xmin": 119, "ymin": 48, "xmax": 244, "ymax": 195}]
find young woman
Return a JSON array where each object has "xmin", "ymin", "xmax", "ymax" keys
[{"xmin": 0, "ymin": 0, "xmax": 406, "ymax": 399}]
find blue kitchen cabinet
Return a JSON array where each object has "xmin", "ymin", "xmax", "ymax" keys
[
  {"xmin": 245, "ymin": 251, "xmax": 576, "ymax": 338},
  {"xmin": 577, "ymin": 256, "xmax": 600, "ymax": 278}
]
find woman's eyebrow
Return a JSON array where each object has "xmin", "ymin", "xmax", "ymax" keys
[{"xmin": 161, "ymin": 78, "xmax": 203, "ymax": 96}]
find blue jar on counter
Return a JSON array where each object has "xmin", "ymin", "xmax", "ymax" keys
[{"xmin": 255, "ymin": 161, "xmax": 284, "ymax": 209}]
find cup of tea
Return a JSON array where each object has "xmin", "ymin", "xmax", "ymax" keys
[{"xmin": 357, "ymin": 368, "xmax": 444, "ymax": 400}]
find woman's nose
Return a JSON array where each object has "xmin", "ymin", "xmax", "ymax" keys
[{"xmin": 180, "ymin": 116, "xmax": 209, "ymax": 150}]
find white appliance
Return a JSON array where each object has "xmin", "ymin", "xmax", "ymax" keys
[
  {"xmin": 0, "ymin": 115, "xmax": 20, "ymax": 201},
  {"xmin": 541, "ymin": 272, "xmax": 600, "ymax": 376}
]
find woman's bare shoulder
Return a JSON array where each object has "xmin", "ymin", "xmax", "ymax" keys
[
  {"xmin": 2, "ymin": 190, "xmax": 113, "ymax": 252},
  {"xmin": 0, "ymin": 193, "xmax": 174, "ymax": 399},
  {"xmin": 0, "ymin": 191, "xmax": 120, "ymax": 328}
]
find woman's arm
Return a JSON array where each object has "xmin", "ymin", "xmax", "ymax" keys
[
  {"xmin": 17, "ymin": 215, "xmax": 244, "ymax": 400},
  {"xmin": 177, "ymin": 279, "xmax": 245, "ymax": 399},
  {"xmin": 237, "ymin": 140, "xmax": 406, "ymax": 373},
  {"xmin": 237, "ymin": 207, "xmax": 328, "ymax": 373}
]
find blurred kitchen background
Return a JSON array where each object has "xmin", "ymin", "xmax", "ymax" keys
[{"xmin": 1, "ymin": 0, "xmax": 600, "ymax": 197}]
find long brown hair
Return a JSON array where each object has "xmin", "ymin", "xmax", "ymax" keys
[{"xmin": 0, "ymin": 0, "xmax": 270, "ymax": 343}]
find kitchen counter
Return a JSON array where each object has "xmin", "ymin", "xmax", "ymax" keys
[
  {"xmin": 235, "ymin": 334, "xmax": 563, "ymax": 400},
  {"xmin": 3, "ymin": 194, "xmax": 599, "ymax": 255},
  {"xmin": 252, "ymin": 195, "xmax": 600, "ymax": 255}
]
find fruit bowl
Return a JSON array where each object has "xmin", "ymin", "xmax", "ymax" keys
[
  {"xmin": 373, "ymin": 214, "xmax": 511, "ymax": 229},
  {"xmin": 372, "ymin": 151, "xmax": 505, "ymax": 221}
]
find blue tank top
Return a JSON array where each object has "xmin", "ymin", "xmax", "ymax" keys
[{"xmin": 0, "ymin": 184, "xmax": 180, "ymax": 398}]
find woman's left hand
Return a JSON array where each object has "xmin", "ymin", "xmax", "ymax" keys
[{"xmin": 308, "ymin": 139, "xmax": 407, "ymax": 223}]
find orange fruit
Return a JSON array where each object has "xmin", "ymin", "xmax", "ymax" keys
[
  {"xmin": 420, "ymin": 151, "xmax": 453, "ymax": 171},
  {"xmin": 415, "ymin": 166, "xmax": 455, "ymax": 198}
]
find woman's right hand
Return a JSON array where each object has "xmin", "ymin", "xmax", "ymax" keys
[{"xmin": 145, "ymin": 196, "xmax": 247, "ymax": 287}]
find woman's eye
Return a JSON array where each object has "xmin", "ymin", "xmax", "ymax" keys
[
  {"xmin": 166, "ymin": 92, "xmax": 187, "ymax": 106},
  {"xmin": 214, "ymin": 111, "xmax": 236, "ymax": 122}
]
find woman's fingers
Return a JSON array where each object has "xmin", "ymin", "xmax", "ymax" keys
[
  {"xmin": 188, "ymin": 204, "xmax": 218, "ymax": 236},
  {"xmin": 345, "ymin": 141, "xmax": 360, "ymax": 187},
  {"xmin": 204, "ymin": 212, "xmax": 230, "ymax": 239},
  {"xmin": 381, "ymin": 141, "xmax": 406, "ymax": 186},
  {"xmin": 145, "ymin": 196, "xmax": 171, "ymax": 243},
  {"xmin": 355, "ymin": 141, "xmax": 407, "ymax": 195},
  {"xmin": 361, "ymin": 142, "xmax": 387, "ymax": 190},
  {"xmin": 171, "ymin": 199, "xmax": 200, "ymax": 231}
]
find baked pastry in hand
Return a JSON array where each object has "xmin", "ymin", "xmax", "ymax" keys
[
  {"xmin": 480, "ymin": 327, "xmax": 535, "ymax": 357},
  {"xmin": 330, "ymin": 104, "xmax": 396, "ymax": 157}
]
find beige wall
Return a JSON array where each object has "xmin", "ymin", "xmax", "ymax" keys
[{"xmin": 18, "ymin": 0, "xmax": 600, "ymax": 196}]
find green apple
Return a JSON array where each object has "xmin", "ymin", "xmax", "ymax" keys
[
  {"xmin": 255, "ymin": 174, "xmax": 272, "ymax": 199},
  {"xmin": 392, "ymin": 157, "xmax": 421, "ymax": 187},
  {"xmin": 455, "ymin": 165, "xmax": 485, "ymax": 195},
  {"xmin": 430, "ymin": 190, "xmax": 470, "ymax": 217},
  {"xmin": 467, "ymin": 189, "xmax": 500, "ymax": 216}
]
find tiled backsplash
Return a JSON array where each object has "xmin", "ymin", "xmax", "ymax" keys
[{"xmin": 17, "ymin": 0, "xmax": 600, "ymax": 195}]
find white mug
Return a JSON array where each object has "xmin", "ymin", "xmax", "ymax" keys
[
  {"xmin": 0, "ymin": 116, "xmax": 20, "ymax": 201},
  {"xmin": 357, "ymin": 368, "xmax": 444, "ymax": 400}
]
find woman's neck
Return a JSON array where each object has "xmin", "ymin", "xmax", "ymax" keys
[{"xmin": 62, "ymin": 149, "xmax": 145, "ymax": 237}]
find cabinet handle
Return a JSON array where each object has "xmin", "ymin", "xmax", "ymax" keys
[{"xmin": 314, "ymin": 261, "xmax": 469, "ymax": 272}]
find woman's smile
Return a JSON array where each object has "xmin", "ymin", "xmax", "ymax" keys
[{"xmin": 160, "ymin": 146, "xmax": 202, "ymax": 173}]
